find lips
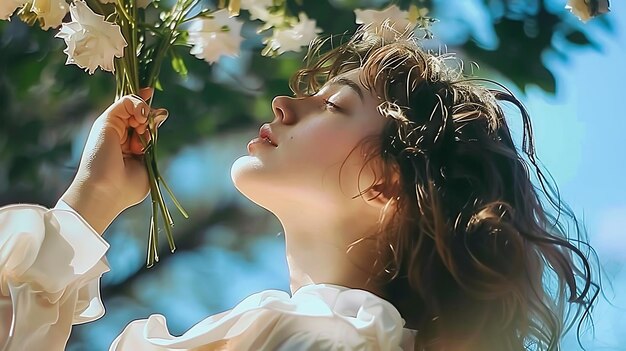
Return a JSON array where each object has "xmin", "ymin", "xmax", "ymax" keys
[{"xmin": 259, "ymin": 124, "xmax": 278, "ymax": 147}]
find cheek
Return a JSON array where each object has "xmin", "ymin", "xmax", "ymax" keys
[
  {"xmin": 291, "ymin": 123, "xmax": 363, "ymax": 166},
  {"xmin": 289, "ymin": 123, "xmax": 379, "ymax": 193}
]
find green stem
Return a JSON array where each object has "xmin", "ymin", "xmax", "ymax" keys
[
  {"xmin": 180, "ymin": 9, "xmax": 210, "ymax": 24},
  {"xmin": 131, "ymin": 0, "xmax": 140, "ymax": 90},
  {"xmin": 149, "ymin": 193, "xmax": 160, "ymax": 266},
  {"xmin": 146, "ymin": 0, "xmax": 197, "ymax": 86},
  {"xmin": 146, "ymin": 152, "xmax": 176, "ymax": 252},
  {"xmin": 158, "ymin": 174, "xmax": 189, "ymax": 218},
  {"xmin": 181, "ymin": 0, "xmax": 201, "ymax": 20},
  {"xmin": 138, "ymin": 129, "xmax": 188, "ymax": 219},
  {"xmin": 118, "ymin": 0, "xmax": 198, "ymax": 267},
  {"xmin": 147, "ymin": 213, "xmax": 154, "ymax": 267},
  {"xmin": 114, "ymin": 1, "xmax": 133, "ymax": 23}
]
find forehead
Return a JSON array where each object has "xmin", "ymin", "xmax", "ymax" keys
[
  {"xmin": 326, "ymin": 69, "xmax": 362, "ymax": 89},
  {"xmin": 323, "ymin": 69, "xmax": 388, "ymax": 134},
  {"xmin": 323, "ymin": 69, "xmax": 381, "ymax": 106}
]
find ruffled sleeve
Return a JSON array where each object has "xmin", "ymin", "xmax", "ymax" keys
[
  {"xmin": 110, "ymin": 284, "xmax": 414, "ymax": 351},
  {"xmin": 0, "ymin": 201, "xmax": 110, "ymax": 351}
]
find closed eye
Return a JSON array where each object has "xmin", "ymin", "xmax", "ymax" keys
[{"xmin": 323, "ymin": 99, "xmax": 344, "ymax": 113}]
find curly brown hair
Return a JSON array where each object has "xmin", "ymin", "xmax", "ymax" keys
[{"xmin": 289, "ymin": 27, "xmax": 600, "ymax": 351}]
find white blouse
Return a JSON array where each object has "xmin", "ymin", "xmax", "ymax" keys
[{"xmin": 0, "ymin": 202, "xmax": 417, "ymax": 351}]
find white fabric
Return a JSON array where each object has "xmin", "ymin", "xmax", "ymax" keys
[
  {"xmin": 0, "ymin": 201, "xmax": 110, "ymax": 351},
  {"xmin": 0, "ymin": 201, "xmax": 417, "ymax": 351},
  {"xmin": 109, "ymin": 284, "xmax": 418, "ymax": 351}
]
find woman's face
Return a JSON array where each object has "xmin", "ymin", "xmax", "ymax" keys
[{"xmin": 231, "ymin": 68, "xmax": 388, "ymax": 214}]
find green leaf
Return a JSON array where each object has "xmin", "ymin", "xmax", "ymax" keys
[
  {"xmin": 170, "ymin": 50, "xmax": 188, "ymax": 77},
  {"xmin": 173, "ymin": 30, "xmax": 189, "ymax": 46}
]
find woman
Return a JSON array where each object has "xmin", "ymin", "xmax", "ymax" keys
[{"xmin": 0, "ymin": 27, "xmax": 598, "ymax": 350}]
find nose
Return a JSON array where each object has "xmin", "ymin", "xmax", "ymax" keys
[{"xmin": 271, "ymin": 96, "xmax": 297, "ymax": 125}]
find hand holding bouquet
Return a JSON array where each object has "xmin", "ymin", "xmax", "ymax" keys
[{"xmin": 2, "ymin": 0, "xmax": 331, "ymax": 267}]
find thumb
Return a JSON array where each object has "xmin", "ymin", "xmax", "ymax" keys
[
  {"xmin": 138, "ymin": 87, "xmax": 154, "ymax": 103},
  {"xmin": 152, "ymin": 108, "xmax": 169, "ymax": 127}
]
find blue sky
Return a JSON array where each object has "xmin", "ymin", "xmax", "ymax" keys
[
  {"xmin": 522, "ymin": 3, "xmax": 625, "ymax": 265},
  {"xmin": 514, "ymin": 3, "xmax": 626, "ymax": 349}
]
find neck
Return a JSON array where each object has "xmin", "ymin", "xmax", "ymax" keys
[{"xmin": 274, "ymin": 203, "xmax": 389, "ymax": 299}]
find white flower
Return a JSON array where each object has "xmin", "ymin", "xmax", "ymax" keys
[
  {"xmin": 31, "ymin": 0, "xmax": 69, "ymax": 30},
  {"xmin": 354, "ymin": 5, "xmax": 418, "ymax": 41},
  {"xmin": 240, "ymin": 0, "xmax": 271, "ymax": 18},
  {"xmin": 1, "ymin": 0, "xmax": 70, "ymax": 29},
  {"xmin": 565, "ymin": 0, "xmax": 610, "ymax": 23},
  {"xmin": 98, "ymin": 0, "xmax": 152, "ymax": 9},
  {"xmin": 265, "ymin": 13, "xmax": 321, "ymax": 55},
  {"xmin": 240, "ymin": 0, "xmax": 282, "ymax": 25},
  {"xmin": 187, "ymin": 8, "xmax": 244, "ymax": 64},
  {"xmin": 0, "ymin": 0, "xmax": 28, "ymax": 20},
  {"xmin": 55, "ymin": 0, "xmax": 127, "ymax": 74}
]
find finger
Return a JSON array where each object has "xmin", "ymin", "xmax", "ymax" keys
[
  {"xmin": 137, "ymin": 116, "xmax": 162, "ymax": 144},
  {"xmin": 124, "ymin": 107, "xmax": 168, "ymax": 155},
  {"xmin": 130, "ymin": 129, "xmax": 150, "ymax": 155},
  {"xmin": 138, "ymin": 87, "xmax": 154, "ymax": 103},
  {"xmin": 111, "ymin": 95, "xmax": 149, "ymax": 124},
  {"xmin": 121, "ymin": 129, "xmax": 133, "ymax": 154},
  {"xmin": 136, "ymin": 124, "xmax": 147, "ymax": 135},
  {"xmin": 155, "ymin": 115, "xmax": 167, "ymax": 128},
  {"xmin": 152, "ymin": 108, "xmax": 169, "ymax": 127},
  {"xmin": 129, "ymin": 95, "xmax": 150, "ymax": 124},
  {"xmin": 131, "ymin": 108, "xmax": 164, "ymax": 136},
  {"xmin": 129, "ymin": 115, "xmax": 141, "ymax": 128},
  {"xmin": 107, "ymin": 114, "xmax": 129, "ymax": 145}
]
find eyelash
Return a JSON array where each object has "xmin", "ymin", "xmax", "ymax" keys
[{"xmin": 323, "ymin": 99, "xmax": 343, "ymax": 112}]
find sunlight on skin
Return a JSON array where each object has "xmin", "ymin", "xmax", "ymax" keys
[{"xmin": 230, "ymin": 68, "xmax": 396, "ymax": 298}]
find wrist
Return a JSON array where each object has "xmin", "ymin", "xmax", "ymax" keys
[{"xmin": 59, "ymin": 181, "xmax": 123, "ymax": 236}]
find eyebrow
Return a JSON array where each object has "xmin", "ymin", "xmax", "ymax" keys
[{"xmin": 326, "ymin": 77, "xmax": 364, "ymax": 102}]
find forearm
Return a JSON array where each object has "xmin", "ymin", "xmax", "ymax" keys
[{"xmin": 59, "ymin": 181, "xmax": 123, "ymax": 236}]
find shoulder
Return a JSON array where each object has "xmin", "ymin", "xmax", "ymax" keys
[
  {"xmin": 111, "ymin": 286, "xmax": 408, "ymax": 351},
  {"xmin": 243, "ymin": 309, "xmax": 375, "ymax": 351},
  {"xmin": 230, "ymin": 284, "xmax": 406, "ymax": 350}
]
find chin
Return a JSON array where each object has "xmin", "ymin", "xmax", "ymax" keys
[
  {"xmin": 231, "ymin": 155, "xmax": 256, "ymax": 191},
  {"xmin": 230, "ymin": 155, "xmax": 276, "ymax": 208}
]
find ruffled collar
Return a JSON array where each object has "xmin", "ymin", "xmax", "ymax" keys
[
  {"xmin": 116, "ymin": 282, "xmax": 418, "ymax": 350},
  {"xmin": 292, "ymin": 283, "xmax": 417, "ymax": 349}
]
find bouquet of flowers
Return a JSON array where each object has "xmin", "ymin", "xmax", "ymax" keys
[{"xmin": 0, "ymin": 0, "xmax": 608, "ymax": 268}]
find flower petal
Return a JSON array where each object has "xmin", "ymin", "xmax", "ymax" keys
[
  {"xmin": 187, "ymin": 9, "xmax": 244, "ymax": 64},
  {"xmin": 0, "ymin": 0, "xmax": 29, "ymax": 20},
  {"xmin": 55, "ymin": 0, "xmax": 127, "ymax": 74},
  {"xmin": 354, "ymin": 5, "xmax": 417, "ymax": 41}
]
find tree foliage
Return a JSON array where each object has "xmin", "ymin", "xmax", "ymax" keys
[{"xmin": 0, "ymin": 0, "xmax": 614, "ymax": 209}]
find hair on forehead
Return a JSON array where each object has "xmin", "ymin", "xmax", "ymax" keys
[{"xmin": 291, "ymin": 26, "xmax": 478, "ymax": 112}]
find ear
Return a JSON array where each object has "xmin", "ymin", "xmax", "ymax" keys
[{"xmin": 362, "ymin": 171, "xmax": 400, "ymax": 210}]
